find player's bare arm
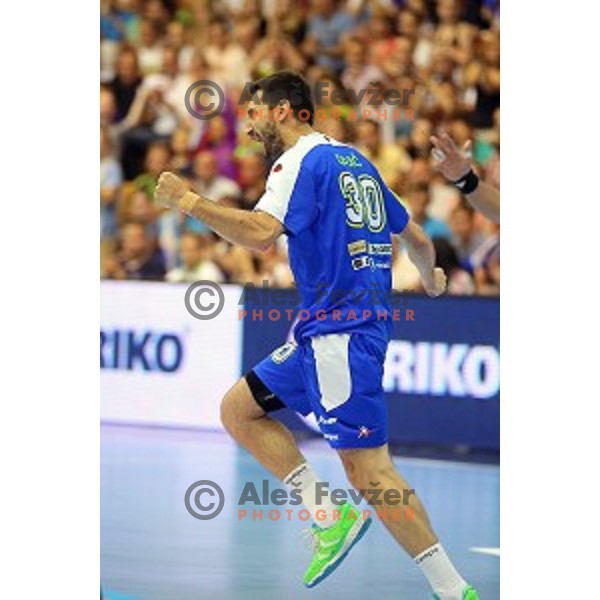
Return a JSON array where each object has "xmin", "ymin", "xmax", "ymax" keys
[
  {"xmin": 398, "ymin": 220, "xmax": 447, "ymax": 298},
  {"xmin": 430, "ymin": 132, "xmax": 500, "ymax": 224},
  {"xmin": 154, "ymin": 171, "xmax": 284, "ymax": 252}
]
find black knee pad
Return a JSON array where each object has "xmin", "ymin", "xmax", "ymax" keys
[{"xmin": 244, "ymin": 370, "xmax": 286, "ymax": 413}]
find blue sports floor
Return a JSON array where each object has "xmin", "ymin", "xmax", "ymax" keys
[{"xmin": 101, "ymin": 425, "xmax": 499, "ymax": 599}]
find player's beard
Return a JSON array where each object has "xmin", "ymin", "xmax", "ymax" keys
[{"xmin": 260, "ymin": 122, "xmax": 286, "ymax": 165}]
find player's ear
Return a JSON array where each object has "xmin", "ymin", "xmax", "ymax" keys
[{"xmin": 275, "ymin": 99, "xmax": 293, "ymax": 123}]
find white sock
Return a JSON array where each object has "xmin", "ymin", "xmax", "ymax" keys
[
  {"xmin": 414, "ymin": 543, "xmax": 468, "ymax": 600},
  {"xmin": 283, "ymin": 462, "xmax": 338, "ymax": 528}
]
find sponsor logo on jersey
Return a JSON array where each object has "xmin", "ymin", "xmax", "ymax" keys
[
  {"xmin": 371, "ymin": 261, "xmax": 391, "ymax": 270},
  {"xmin": 351, "ymin": 255, "xmax": 371, "ymax": 271},
  {"xmin": 368, "ymin": 243, "xmax": 393, "ymax": 255},
  {"xmin": 347, "ymin": 239, "xmax": 367, "ymax": 256}
]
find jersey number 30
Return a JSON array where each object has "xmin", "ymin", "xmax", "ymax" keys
[{"xmin": 339, "ymin": 171, "xmax": 386, "ymax": 233}]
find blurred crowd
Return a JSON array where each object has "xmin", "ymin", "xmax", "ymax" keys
[{"xmin": 101, "ymin": 0, "xmax": 500, "ymax": 296}]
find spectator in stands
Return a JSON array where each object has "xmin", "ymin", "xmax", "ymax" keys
[
  {"xmin": 104, "ymin": 222, "xmax": 166, "ymax": 281},
  {"xmin": 109, "ymin": 46, "xmax": 143, "ymax": 121},
  {"xmin": 196, "ymin": 115, "xmax": 238, "ymax": 180},
  {"xmin": 100, "ymin": 85, "xmax": 117, "ymax": 129},
  {"xmin": 232, "ymin": 18, "xmax": 262, "ymax": 61},
  {"xmin": 165, "ymin": 20, "xmax": 195, "ymax": 72},
  {"xmin": 448, "ymin": 202, "xmax": 487, "ymax": 269},
  {"xmin": 366, "ymin": 13, "xmax": 398, "ymax": 66},
  {"xmin": 166, "ymin": 233, "xmax": 224, "ymax": 283},
  {"xmin": 341, "ymin": 38, "xmax": 384, "ymax": 97},
  {"xmin": 474, "ymin": 251, "xmax": 500, "ymax": 295},
  {"xmin": 464, "ymin": 30, "xmax": 500, "ymax": 129},
  {"xmin": 119, "ymin": 188, "xmax": 158, "ymax": 239},
  {"xmin": 137, "ymin": 19, "xmax": 164, "ymax": 75},
  {"xmin": 212, "ymin": 243, "xmax": 258, "ymax": 284},
  {"xmin": 420, "ymin": 49, "xmax": 458, "ymax": 119},
  {"xmin": 271, "ymin": 0, "xmax": 307, "ymax": 45},
  {"xmin": 100, "ymin": 126, "xmax": 123, "ymax": 243},
  {"xmin": 433, "ymin": 237, "xmax": 475, "ymax": 295},
  {"xmin": 247, "ymin": 34, "xmax": 308, "ymax": 79},
  {"xmin": 355, "ymin": 119, "xmax": 411, "ymax": 187},
  {"xmin": 381, "ymin": 36, "xmax": 414, "ymax": 80},
  {"xmin": 120, "ymin": 83, "xmax": 178, "ymax": 179},
  {"xmin": 141, "ymin": 45, "xmax": 182, "ymax": 107},
  {"xmin": 143, "ymin": 0, "xmax": 170, "ymax": 34},
  {"xmin": 405, "ymin": 183, "xmax": 451, "ymax": 240},
  {"xmin": 100, "ymin": 86, "xmax": 126, "ymax": 150},
  {"xmin": 472, "ymin": 230, "xmax": 500, "ymax": 295},
  {"xmin": 133, "ymin": 141, "xmax": 172, "ymax": 195},
  {"xmin": 302, "ymin": 0, "xmax": 355, "ymax": 75},
  {"xmin": 404, "ymin": 118, "xmax": 434, "ymax": 160},
  {"xmin": 192, "ymin": 151, "xmax": 240, "ymax": 203},
  {"xmin": 166, "ymin": 50, "xmax": 213, "ymax": 134},
  {"xmin": 204, "ymin": 18, "xmax": 251, "ymax": 88},
  {"xmin": 237, "ymin": 153, "xmax": 266, "ymax": 209},
  {"xmin": 254, "ymin": 245, "xmax": 294, "ymax": 288},
  {"xmin": 128, "ymin": 143, "xmax": 179, "ymax": 268},
  {"xmin": 169, "ymin": 126, "xmax": 193, "ymax": 175},
  {"xmin": 187, "ymin": 151, "xmax": 241, "ymax": 233}
]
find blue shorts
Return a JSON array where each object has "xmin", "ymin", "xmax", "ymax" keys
[{"xmin": 248, "ymin": 333, "xmax": 389, "ymax": 449}]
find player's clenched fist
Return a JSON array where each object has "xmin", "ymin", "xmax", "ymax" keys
[
  {"xmin": 423, "ymin": 267, "xmax": 447, "ymax": 298},
  {"xmin": 155, "ymin": 171, "xmax": 188, "ymax": 210}
]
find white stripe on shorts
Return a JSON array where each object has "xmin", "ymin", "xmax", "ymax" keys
[{"xmin": 311, "ymin": 333, "xmax": 352, "ymax": 412}]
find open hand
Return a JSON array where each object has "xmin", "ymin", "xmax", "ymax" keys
[{"xmin": 430, "ymin": 133, "xmax": 472, "ymax": 182}]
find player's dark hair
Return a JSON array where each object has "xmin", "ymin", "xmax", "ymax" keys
[{"xmin": 249, "ymin": 71, "xmax": 315, "ymax": 126}]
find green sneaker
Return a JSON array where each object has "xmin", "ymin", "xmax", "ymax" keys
[
  {"xmin": 303, "ymin": 502, "xmax": 371, "ymax": 588},
  {"xmin": 433, "ymin": 586, "xmax": 480, "ymax": 599}
]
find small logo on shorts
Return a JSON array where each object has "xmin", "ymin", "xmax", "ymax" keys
[
  {"xmin": 271, "ymin": 342, "xmax": 297, "ymax": 364},
  {"xmin": 358, "ymin": 426, "xmax": 371, "ymax": 439}
]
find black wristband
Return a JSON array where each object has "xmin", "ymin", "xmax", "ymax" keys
[{"xmin": 453, "ymin": 169, "xmax": 479, "ymax": 194}]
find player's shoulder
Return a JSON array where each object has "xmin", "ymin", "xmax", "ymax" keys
[
  {"xmin": 311, "ymin": 140, "xmax": 383, "ymax": 185},
  {"xmin": 268, "ymin": 132, "xmax": 377, "ymax": 180},
  {"xmin": 277, "ymin": 132, "xmax": 333, "ymax": 162},
  {"xmin": 267, "ymin": 132, "xmax": 332, "ymax": 180},
  {"xmin": 282, "ymin": 132, "xmax": 367, "ymax": 169}
]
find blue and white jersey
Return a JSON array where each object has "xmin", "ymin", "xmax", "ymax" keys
[{"xmin": 254, "ymin": 131, "xmax": 410, "ymax": 344}]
